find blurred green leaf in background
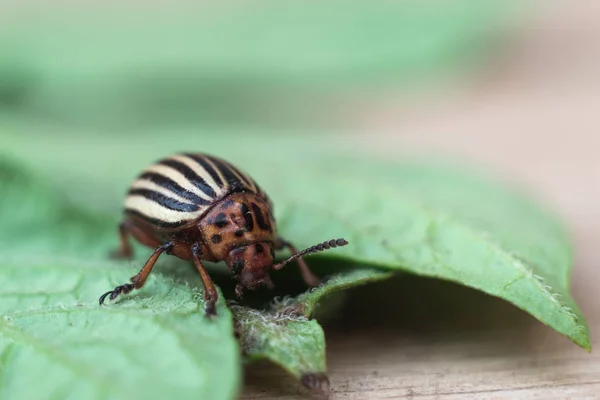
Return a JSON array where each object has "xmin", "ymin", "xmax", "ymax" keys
[{"xmin": 0, "ymin": 0, "xmax": 524, "ymax": 127}]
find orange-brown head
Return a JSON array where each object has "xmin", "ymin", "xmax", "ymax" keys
[{"xmin": 224, "ymin": 242, "xmax": 275, "ymax": 296}]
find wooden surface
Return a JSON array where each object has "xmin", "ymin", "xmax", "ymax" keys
[{"xmin": 242, "ymin": 2, "xmax": 600, "ymax": 399}]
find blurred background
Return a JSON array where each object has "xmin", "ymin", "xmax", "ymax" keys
[
  {"xmin": 1, "ymin": 0, "xmax": 599, "ymax": 397},
  {"xmin": 0, "ymin": 0, "xmax": 527, "ymax": 212},
  {"xmin": 0, "ymin": 0, "xmax": 521, "ymax": 128},
  {"xmin": 0, "ymin": 0, "xmax": 597, "ymax": 241}
]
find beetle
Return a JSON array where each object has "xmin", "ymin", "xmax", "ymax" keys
[{"xmin": 99, "ymin": 152, "xmax": 348, "ymax": 316}]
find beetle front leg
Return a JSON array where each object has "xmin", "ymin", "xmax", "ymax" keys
[
  {"xmin": 100, "ymin": 241, "xmax": 174, "ymax": 304},
  {"xmin": 276, "ymin": 237, "xmax": 321, "ymax": 287},
  {"xmin": 192, "ymin": 243, "xmax": 219, "ymax": 317}
]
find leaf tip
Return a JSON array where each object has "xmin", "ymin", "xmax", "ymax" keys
[
  {"xmin": 301, "ymin": 372, "xmax": 331, "ymax": 399},
  {"xmin": 582, "ymin": 341, "xmax": 592, "ymax": 353},
  {"xmin": 573, "ymin": 325, "xmax": 592, "ymax": 353}
]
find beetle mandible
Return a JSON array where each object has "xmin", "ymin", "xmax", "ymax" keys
[{"xmin": 99, "ymin": 152, "xmax": 348, "ymax": 315}]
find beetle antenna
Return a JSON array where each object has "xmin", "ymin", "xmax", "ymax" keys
[{"xmin": 272, "ymin": 238, "xmax": 349, "ymax": 270}]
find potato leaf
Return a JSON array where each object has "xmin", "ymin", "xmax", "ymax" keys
[
  {"xmin": 232, "ymin": 306, "xmax": 328, "ymax": 397},
  {"xmin": 270, "ymin": 268, "xmax": 393, "ymax": 319},
  {"xmin": 0, "ymin": 261, "xmax": 239, "ymax": 400},
  {"xmin": 0, "ymin": 160, "xmax": 241, "ymax": 400},
  {"xmin": 2, "ymin": 121, "xmax": 591, "ymax": 379},
  {"xmin": 231, "ymin": 268, "xmax": 392, "ymax": 398},
  {"xmin": 253, "ymin": 153, "xmax": 591, "ymax": 351}
]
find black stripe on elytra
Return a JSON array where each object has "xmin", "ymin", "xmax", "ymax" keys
[
  {"xmin": 128, "ymin": 189, "xmax": 200, "ymax": 212},
  {"xmin": 251, "ymin": 203, "xmax": 270, "ymax": 231},
  {"xmin": 227, "ymin": 163, "xmax": 256, "ymax": 191},
  {"xmin": 138, "ymin": 172, "xmax": 211, "ymax": 206},
  {"xmin": 124, "ymin": 208, "xmax": 191, "ymax": 228},
  {"xmin": 209, "ymin": 158, "xmax": 249, "ymax": 192},
  {"xmin": 240, "ymin": 203, "xmax": 254, "ymax": 232},
  {"xmin": 159, "ymin": 159, "xmax": 217, "ymax": 199},
  {"xmin": 184, "ymin": 154, "xmax": 225, "ymax": 188}
]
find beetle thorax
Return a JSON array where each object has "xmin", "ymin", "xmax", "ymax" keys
[{"xmin": 199, "ymin": 192, "xmax": 276, "ymax": 261}]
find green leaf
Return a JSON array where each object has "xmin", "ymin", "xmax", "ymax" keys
[
  {"xmin": 257, "ymin": 154, "xmax": 591, "ymax": 351},
  {"xmin": 0, "ymin": 263, "xmax": 239, "ymax": 400},
  {"xmin": 1, "ymin": 124, "xmax": 591, "ymax": 351},
  {"xmin": 231, "ymin": 268, "xmax": 392, "ymax": 398},
  {"xmin": 0, "ymin": 160, "xmax": 241, "ymax": 400},
  {"xmin": 271, "ymin": 268, "xmax": 393, "ymax": 319},
  {"xmin": 232, "ymin": 306, "xmax": 328, "ymax": 397}
]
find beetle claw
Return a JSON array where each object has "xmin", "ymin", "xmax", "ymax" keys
[
  {"xmin": 99, "ymin": 283, "xmax": 134, "ymax": 305},
  {"xmin": 98, "ymin": 290, "xmax": 113, "ymax": 305}
]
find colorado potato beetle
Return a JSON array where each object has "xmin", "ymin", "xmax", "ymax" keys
[{"xmin": 99, "ymin": 153, "xmax": 348, "ymax": 315}]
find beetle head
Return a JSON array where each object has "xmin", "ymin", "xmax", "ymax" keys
[{"xmin": 224, "ymin": 242, "xmax": 275, "ymax": 297}]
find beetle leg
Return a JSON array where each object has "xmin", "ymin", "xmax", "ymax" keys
[
  {"xmin": 276, "ymin": 237, "xmax": 321, "ymax": 287},
  {"xmin": 110, "ymin": 221, "xmax": 136, "ymax": 259},
  {"xmin": 110, "ymin": 220, "xmax": 163, "ymax": 260},
  {"xmin": 192, "ymin": 243, "xmax": 219, "ymax": 317},
  {"xmin": 100, "ymin": 241, "xmax": 174, "ymax": 305}
]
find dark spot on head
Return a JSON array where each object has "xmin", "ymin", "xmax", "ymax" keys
[
  {"xmin": 255, "ymin": 243, "xmax": 264, "ymax": 254},
  {"xmin": 270, "ymin": 247, "xmax": 275, "ymax": 258},
  {"xmin": 231, "ymin": 259, "xmax": 244, "ymax": 274},
  {"xmin": 214, "ymin": 213, "xmax": 228, "ymax": 228},
  {"xmin": 234, "ymin": 229, "xmax": 244, "ymax": 237},
  {"xmin": 211, "ymin": 234, "xmax": 222, "ymax": 244}
]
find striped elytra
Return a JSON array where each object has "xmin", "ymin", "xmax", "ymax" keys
[
  {"xmin": 124, "ymin": 153, "xmax": 266, "ymax": 229},
  {"xmin": 99, "ymin": 152, "xmax": 349, "ymax": 317}
]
